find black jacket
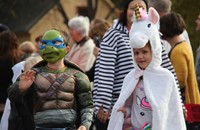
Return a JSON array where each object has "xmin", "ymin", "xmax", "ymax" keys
[{"xmin": 8, "ymin": 60, "xmax": 87, "ymax": 130}]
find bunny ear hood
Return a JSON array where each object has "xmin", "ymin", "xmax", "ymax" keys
[{"xmin": 129, "ymin": 7, "xmax": 162, "ymax": 70}]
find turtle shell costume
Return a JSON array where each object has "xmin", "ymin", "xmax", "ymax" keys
[{"xmin": 8, "ymin": 30, "xmax": 93, "ymax": 130}]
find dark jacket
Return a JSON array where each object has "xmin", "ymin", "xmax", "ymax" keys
[
  {"xmin": 85, "ymin": 61, "xmax": 96, "ymax": 82},
  {"xmin": 8, "ymin": 60, "xmax": 93, "ymax": 130}
]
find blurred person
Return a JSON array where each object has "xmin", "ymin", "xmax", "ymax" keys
[
  {"xmin": 14, "ymin": 39, "xmax": 42, "ymax": 89},
  {"xmin": 84, "ymin": 19, "xmax": 111, "ymax": 130},
  {"xmin": 0, "ymin": 30, "xmax": 21, "ymax": 120},
  {"xmin": 67, "ymin": 16, "xmax": 95, "ymax": 72},
  {"xmin": 195, "ymin": 13, "xmax": 200, "ymax": 91},
  {"xmin": 8, "ymin": 29, "xmax": 93, "ymax": 130},
  {"xmin": 160, "ymin": 12, "xmax": 200, "ymax": 130},
  {"xmin": 148, "ymin": 0, "xmax": 172, "ymax": 17},
  {"xmin": 32, "ymin": 35, "xmax": 43, "ymax": 57},
  {"xmin": 85, "ymin": 18, "xmax": 111, "ymax": 82},
  {"xmin": 0, "ymin": 56, "xmax": 42, "ymax": 130},
  {"xmin": 148, "ymin": 0, "xmax": 193, "ymax": 54},
  {"xmin": 160, "ymin": 12, "xmax": 200, "ymax": 104},
  {"xmin": 18, "ymin": 41, "xmax": 36, "ymax": 60},
  {"xmin": 196, "ymin": 13, "xmax": 200, "ymax": 32},
  {"xmin": 1, "ymin": 37, "xmax": 37, "ymax": 128},
  {"xmin": 93, "ymin": 0, "xmax": 180, "ymax": 130}
]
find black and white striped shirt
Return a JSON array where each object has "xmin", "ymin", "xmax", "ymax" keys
[{"xmin": 93, "ymin": 20, "xmax": 179, "ymax": 114}]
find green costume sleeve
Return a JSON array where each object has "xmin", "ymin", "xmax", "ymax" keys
[
  {"xmin": 74, "ymin": 72, "xmax": 93, "ymax": 130},
  {"xmin": 8, "ymin": 81, "xmax": 29, "ymax": 103}
]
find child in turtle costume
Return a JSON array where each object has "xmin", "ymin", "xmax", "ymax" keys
[{"xmin": 8, "ymin": 29, "xmax": 93, "ymax": 130}]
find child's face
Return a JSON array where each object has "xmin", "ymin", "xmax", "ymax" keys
[{"xmin": 133, "ymin": 43, "xmax": 152, "ymax": 69}]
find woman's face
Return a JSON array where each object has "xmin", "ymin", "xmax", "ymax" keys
[
  {"xmin": 196, "ymin": 14, "xmax": 200, "ymax": 31},
  {"xmin": 127, "ymin": 0, "xmax": 147, "ymax": 25},
  {"xmin": 69, "ymin": 27, "xmax": 79, "ymax": 42}
]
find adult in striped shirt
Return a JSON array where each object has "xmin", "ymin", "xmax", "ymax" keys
[{"xmin": 93, "ymin": 0, "xmax": 178, "ymax": 130}]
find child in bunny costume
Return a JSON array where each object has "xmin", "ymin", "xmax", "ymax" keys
[{"xmin": 107, "ymin": 6, "xmax": 186, "ymax": 130}]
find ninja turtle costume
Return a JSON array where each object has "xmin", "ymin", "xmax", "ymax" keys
[{"xmin": 8, "ymin": 30, "xmax": 93, "ymax": 130}]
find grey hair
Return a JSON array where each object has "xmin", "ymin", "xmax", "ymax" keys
[
  {"xmin": 68, "ymin": 16, "xmax": 90, "ymax": 37},
  {"xmin": 148, "ymin": 0, "xmax": 172, "ymax": 14}
]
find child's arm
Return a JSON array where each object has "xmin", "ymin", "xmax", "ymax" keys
[
  {"xmin": 74, "ymin": 72, "xmax": 93, "ymax": 130},
  {"xmin": 118, "ymin": 94, "xmax": 133, "ymax": 130},
  {"xmin": 121, "ymin": 93, "xmax": 133, "ymax": 118},
  {"xmin": 8, "ymin": 70, "xmax": 35, "ymax": 103},
  {"xmin": 19, "ymin": 70, "xmax": 36, "ymax": 92},
  {"xmin": 118, "ymin": 107, "xmax": 128, "ymax": 117}
]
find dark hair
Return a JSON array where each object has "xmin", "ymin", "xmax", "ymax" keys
[
  {"xmin": 35, "ymin": 35, "xmax": 43, "ymax": 43},
  {"xmin": 89, "ymin": 19, "xmax": 110, "ymax": 38},
  {"xmin": 119, "ymin": 0, "xmax": 148, "ymax": 26},
  {"xmin": 0, "ymin": 24, "xmax": 10, "ymax": 33},
  {"xmin": 0, "ymin": 31, "xmax": 20, "ymax": 65},
  {"xmin": 160, "ymin": 12, "xmax": 186, "ymax": 39}
]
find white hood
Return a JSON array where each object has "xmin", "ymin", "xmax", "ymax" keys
[
  {"xmin": 129, "ymin": 7, "xmax": 162, "ymax": 70},
  {"xmin": 108, "ymin": 7, "xmax": 186, "ymax": 130}
]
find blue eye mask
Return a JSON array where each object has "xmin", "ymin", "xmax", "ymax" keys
[{"xmin": 40, "ymin": 38, "xmax": 66, "ymax": 50}]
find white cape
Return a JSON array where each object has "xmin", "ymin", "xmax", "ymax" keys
[
  {"xmin": 108, "ymin": 68, "xmax": 186, "ymax": 130},
  {"xmin": 108, "ymin": 7, "xmax": 186, "ymax": 130}
]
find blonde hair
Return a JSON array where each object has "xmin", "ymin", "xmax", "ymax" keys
[
  {"xmin": 89, "ymin": 19, "xmax": 111, "ymax": 39},
  {"xmin": 24, "ymin": 56, "xmax": 42, "ymax": 71},
  {"xmin": 19, "ymin": 41, "xmax": 36, "ymax": 54}
]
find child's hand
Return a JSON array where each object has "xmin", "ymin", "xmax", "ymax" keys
[
  {"xmin": 19, "ymin": 70, "xmax": 36, "ymax": 92},
  {"xmin": 77, "ymin": 125, "xmax": 86, "ymax": 130},
  {"xmin": 123, "ymin": 127, "xmax": 133, "ymax": 130},
  {"xmin": 117, "ymin": 107, "xmax": 128, "ymax": 118}
]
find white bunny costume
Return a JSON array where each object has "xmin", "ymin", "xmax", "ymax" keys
[{"xmin": 107, "ymin": 7, "xmax": 186, "ymax": 130}]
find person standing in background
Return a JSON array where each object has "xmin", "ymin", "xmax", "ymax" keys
[
  {"xmin": 18, "ymin": 41, "xmax": 36, "ymax": 60},
  {"xmin": 86, "ymin": 18, "xmax": 111, "ymax": 82},
  {"xmin": 86, "ymin": 18, "xmax": 111, "ymax": 130},
  {"xmin": 160, "ymin": 12, "xmax": 200, "ymax": 130},
  {"xmin": 160, "ymin": 12, "xmax": 200, "ymax": 104},
  {"xmin": 0, "ymin": 38, "xmax": 41, "ymax": 129},
  {"xmin": 195, "ymin": 13, "xmax": 200, "ymax": 91},
  {"xmin": 148, "ymin": 0, "xmax": 193, "ymax": 54},
  {"xmin": 0, "ymin": 56, "xmax": 42, "ymax": 130},
  {"xmin": 66, "ymin": 16, "xmax": 95, "ymax": 72},
  {"xmin": 196, "ymin": 13, "xmax": 200, "ymax": 32},
  {"xmin": 32, "ymin": 35, "xmax": 43, "ymax": 57},
  {"xmin": 0, "ymin": 27, "xmax": 21, "ymax": 120}
]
